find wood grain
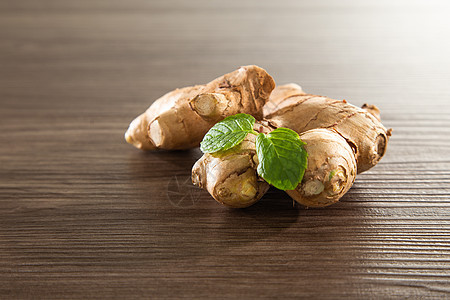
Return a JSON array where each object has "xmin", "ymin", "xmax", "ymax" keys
[{"xmin": 1, "ymin": 0, "xmax": 449, "ymax": 298}]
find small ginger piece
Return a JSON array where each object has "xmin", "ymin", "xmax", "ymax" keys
[
  {"xmin": 286, "ymin": 129, "xmax": 357, "ymax": 207},
  {"xmin": 192, "ymin": 133, "xmax": 269, "ymax": 208}
]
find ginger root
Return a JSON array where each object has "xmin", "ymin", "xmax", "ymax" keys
[
  {"xmin": 125, "ymin": 65, "xmax": 275, "ymax": 150},
  {"xmin": 192, "ymin": 84, "xmax": 392, "ymax": 208}
]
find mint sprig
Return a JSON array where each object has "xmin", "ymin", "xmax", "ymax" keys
[
  {"xmin": 256, "ymin": 128, "xmax": 307, "ymax": 190},
  {"xmin": 200, "ymin": 113, "xmax": 257, "ymax": 153},
  {"xmin": 200, "ymin": 114, "xmax": 308, "ymax": 191}
]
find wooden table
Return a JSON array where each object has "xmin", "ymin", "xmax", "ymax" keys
[{"xmin": 1, "ymin": 0, "xmax": 449, "ymax": 298}]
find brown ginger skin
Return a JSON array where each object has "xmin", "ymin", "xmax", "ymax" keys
[
  {"xmin": 192, "ymin": 133, "xmax": 269, "ymax": 208},
  {"xmin": 265, "ymin": 84, "xmax": 392, "ymax": 174},
  {"xmin": 262, "ymin": 83, "xmax": 305, "ymax": 116},
  {"xmin": 125, "ymin": 65, "xmax": 275, "ymax": 150}
]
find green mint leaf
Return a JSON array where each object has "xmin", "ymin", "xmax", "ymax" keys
[
  {"xmin": 256, "ymin": 128, "xmax": 308, "ymax": 190},
  {"xmin": 200, "ymin": 113, "xmax": 256, "ymax": 153}
]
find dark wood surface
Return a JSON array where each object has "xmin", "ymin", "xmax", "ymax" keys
[{"xmin": 1, "ymin": 0, "xmax": 450, "ymax": 298}]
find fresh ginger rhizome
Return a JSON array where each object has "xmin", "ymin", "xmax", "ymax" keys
[{"xmin": 125, "ymin": 66, "xmax": 391, "ymax": 208}]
